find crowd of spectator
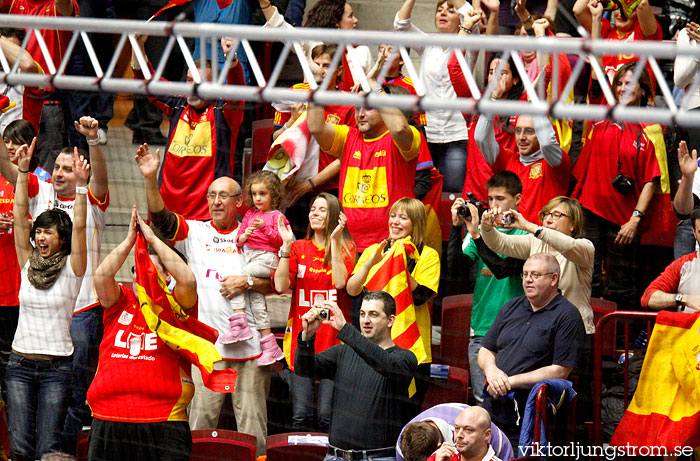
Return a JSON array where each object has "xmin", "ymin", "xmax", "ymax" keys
[{"xmin": 0, "ymin": 0, "xmax": 698, "ymax": 459}]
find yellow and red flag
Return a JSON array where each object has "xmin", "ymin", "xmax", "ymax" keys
[
  {"xmin": 421, "ymin": 169, "xmax": 443, "ymax": 258},
  {"xmin": 363, "ymin": 237, "xmax": 429, "ymax": 366},
  {"xmin": 149, "ymin": 0, "xmax": 233, "ymax": 21},
  {"xmin": 610, "ymin": 311, "xmax": 700, "ymax": 450},
  {"xmin": 134, "ymin": 233, "xmax": 237, "ymax": 393}
]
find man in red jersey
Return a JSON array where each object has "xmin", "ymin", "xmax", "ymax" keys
[
  {"xmin": 130, "ymin": 34, "xmax": 245, "ymax": 221},
  {"xmin": 88, "ymin": 208, "xmax": 198, "ymax": 460},
  {"xmin": 307, "ymin": 90, "xmax": 420, "ymax": 253}
]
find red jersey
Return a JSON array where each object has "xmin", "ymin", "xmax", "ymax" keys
[
  {"xmin": 280, "ymin": 239, "xmax": 355, "ymax": 371},
  {"xmin": 572, "ymin": 120, "xmax": 660, "ymax": 226},
  {"xmin": 492, "ymin": 149, "xmax": 571, "ymax": 224},
  {"xmin": 135, "ymin": 64, "xmax": 245, "ymax": 221},
  {"xmin": 6, "ymin": 0, "xmax": 79, "ymax": 75},
  {"xmin": 463, "ymin": 118, "xmax": 516, "ymax": 202},
  {"xmin": 87, "ymin": 286, "xmax": 195, "ymax": 423},
  {"xmin": 273, "ymin": 82, "xmax": 355, "ymax": 191},
  {"xmin": 601, "ymin": 18, "xmax": 662, "ymax": 90},
  {"xmin": 0, "ymin": 179, "xmax": 19, "ymax": 306},
  {"xmin": 327, "ymin": 125, "xmax": 421, "ymax": 251}
]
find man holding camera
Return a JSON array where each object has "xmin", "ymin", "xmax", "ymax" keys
[
  {"xmin": 447, "ymin": 171, "xmax": 526, "ymax": 403},
  {"xmin": 474, "ymin": 114, "xmax": 570, "ymax": 224},
  {"xmin": 296, "ymin": 291, "xmax": 418, "ymax": 460}
]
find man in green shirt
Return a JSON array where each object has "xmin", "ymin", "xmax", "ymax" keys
[{"xmin": 447, "ymin": 171, "xmax": 527, "ymax": 403}]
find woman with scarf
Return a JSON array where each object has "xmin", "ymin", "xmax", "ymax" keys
[{"xmin": 6, "ymin": 139, "xmax": 88, "ymax": 461}]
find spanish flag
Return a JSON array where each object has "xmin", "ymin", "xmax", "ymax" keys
[
  {"xmin": 363, "ymin": 237, "xmax": 429, "ymax": 366},
  {"xmin": 610, "ymin": 311, "xmax": 700, "ymax": 450},
  {"xmin": 149, "ymin": 0, "xmax": 233, "ymax": 21},
  {"xmin": 422, "ymin": 169, "xmax": 443, "ymax": 258},
  {"xmin": 134, "ymin": 233, "xmax": 237, "ymax": 393}
]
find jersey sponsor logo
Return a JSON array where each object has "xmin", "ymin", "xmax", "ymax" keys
[
  {"xmin": 118, "ymin": 311, "xmax": 134, "ymax": 326},
  {"xmin": 297, "ymin": 264, "xmax": 307, "ymax": 278},
  {"xmin": 203, "ymin": 243, "xmax": 242, "ymax": 255},
  {"xmin": 54, "ymin": 201, "xmax": 74, "ymax": 211},
  {"xmin": 342, "ymin": 167, "xmax": 388, "ymax": 208},
  {"xmin": 374, "ymin": 150, "xmax": 387, "ymax": 158},
  {"xmin": 298, "ymin": 288, "xmax": 337, "ymax": 309},
  {"xmin": 481, "ymin": 267, "xmax": 494, "ymax": 277},
  {"xmin": 528, "ymin": 163, "xmax": 543, "ymax": 180},
  {"xmin": 213, "ymin": 236, "xmax": 237, "ymax": 244},
  {"xmin": 352, "ymin": 151, "xmax": 361, "ymax": 159},
  {"xmin": 168, "ymin": 119, "xmax": 213, "ymax": 158},
  {"xmin": 114, "ymin": 329, "xmax": 158, "ymax": 357}
]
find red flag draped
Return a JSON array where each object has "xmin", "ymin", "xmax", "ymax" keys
[{"xmin": 134, "ymin": 233, "xmax": 237, "ymax": 393}]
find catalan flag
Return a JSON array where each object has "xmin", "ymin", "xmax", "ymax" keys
[
  {"xmin": 610, "ymin": 311, "xmax": 700, "ymax": 450},
  {"xmin": 149, "ymin": 0, "xmax": 233, "ymax": 21},
  {"xmin": 363, "ymin": 237, "xmax": 430, "ymax": 366},
  {"xmin": 134, "ymin": 233, "xmax": 237, "ymax": 393}
]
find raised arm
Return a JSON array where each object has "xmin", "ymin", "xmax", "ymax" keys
[
  {"xmin": 397, "ymin": 0, "xmax": 416, "ymax": 22},
  {"xmin": 138, "ymin": 213, "xmax": 197, "ymax": 309},
  {"xmin": 474, "ymin": 114, "xmax": 500, "ymax": 165},
  {"xmin": 572, "ymin": 0, "xmax": 593, "ymax": 34},
  {"xmin": 75, "ymin": 116, "xmax": 108, "ymax": 201},
  {"xmin": 95, "ymin": 207, "xmax": 138, "ymax": 308},
  {"xmin": 379, "ymin": 104, "xmax": 415, "ymax": 152},
  {"xmin": 307, "ymin": 103, "xmax": 337, "ymax": 152},
  {"xmin": 346, "ymin": 244, "xmax": 385, "ymax": 296},
  {"xmin": 0, "ymin": 36, "xmax": 39, "ymax": 74},
  {"xmin": 70, "ymin": 149, "xmax": 89, "ymax": 277},
  {"xmin": 135, "ymin": 143, "xmax": 166, "ymax": 215},
  {"xmin": 635, "ymin": 0, "xmax": 658, "ymax": 38},
  {"xmin": 274, "ymin": 215, "xmax": 294, "ymax": 293},
  {"xmin": 256, "ymin": 0, "xmax": 277, "ymax": 23},
  {"xmin": 55, "ymin": 0, "xmax": 75, "ymax": 17},
  {"xmin": 12, "ymin": 140, "xmax": 35, "ymax": 267},
  {"xmin": 329, "ymin": 212, "xmax": 350, "ymax": 290},
  {"xmin": 674, "ymin": 141, "xmax": 697, "ymax": 215},
  {"xmin": 534, "ymin": 116, "xmax": 563, "ymax": 167}
]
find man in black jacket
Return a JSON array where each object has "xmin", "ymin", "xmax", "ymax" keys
[
  {"xmin": 296, "ymin": 290, "xmax": 418, "ymax": 460},
  {"xmin": 446, "ymin": 171, "xmax": 526, "ymax": 403}
]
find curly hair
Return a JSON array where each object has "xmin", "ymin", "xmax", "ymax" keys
[
  {"xmin": 244, "ymin": 170, "xmax": 284, "ymax": 210},
  {"xmin": 30, "ymin": 208, "xmax": 73, "ymax": 253},
  {"xmin": 305, "ymin": 0, "xmax": 346, "ymax": 28}
]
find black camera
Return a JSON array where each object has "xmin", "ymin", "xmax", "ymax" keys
[
  {"xmin": 612, "ymin": 174, "xmax": 635, "ymax": 195},
  {"xmin": 318, "ymin": 308, "xmax": 331, "ymax": 320},
  {"xmin": 457, "ymin": 193, "xmax": 488, "ymax": 222}
]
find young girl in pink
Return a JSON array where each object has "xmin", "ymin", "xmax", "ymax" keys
[{"xmin": 221, "ymin": 171, "xmax": 288, "ymax": 366}]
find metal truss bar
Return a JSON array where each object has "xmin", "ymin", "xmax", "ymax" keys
[{"xmin": 4, "ymin": 15, "xmax": 700, "ymax": 126}]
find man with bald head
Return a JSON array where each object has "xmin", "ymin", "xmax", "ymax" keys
[
  {"xmin": 136, "ymin": 145, "xmax": 272, "ymax": 456},
  {"xmin": 474, "ymin": 113, "xmax": 571, "ymax": 224},
  {"xmin": 477, "ymin": 253, "xmax": 584, "ymax": 446},
  {"xmin": 428, "ymin": 407, "xmax": 500, "ymax": 461}
]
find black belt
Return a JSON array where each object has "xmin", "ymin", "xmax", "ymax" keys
[{"xmin": 327, "ymin": 445, "xmax": 395, "ymax": 460}]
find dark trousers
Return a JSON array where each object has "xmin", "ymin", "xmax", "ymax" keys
[
  {"xmin": 583, "ymin": 208, "xmax": 640, "ymax": 309},
  {"xmin": 427, "ymin": 140, "xmax": 468, "ymax": 193},
  {"xmin": 0, "ymin": 306, "xmax": 19, "ymax": 402},
  {"xmin": 88, "ymin": 419, "xmax": 191, "ymax": 461}
]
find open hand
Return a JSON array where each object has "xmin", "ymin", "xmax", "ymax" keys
[
  {"xmin": 135, "ymin": 143, "xmax": 160, "ymax": 179},
  {"xmin": 73, "ymin": 148, "xmax": 90, "ymax": 187}
]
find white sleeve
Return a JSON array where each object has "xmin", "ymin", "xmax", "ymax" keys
[{"xmin": 674, "ymin": 29, "xmax": 700, "ymax": 89}]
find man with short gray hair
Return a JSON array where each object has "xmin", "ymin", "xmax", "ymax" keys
[{"xmin": 477, "ymin": 253, "xmax": 584, "ymax": 446}]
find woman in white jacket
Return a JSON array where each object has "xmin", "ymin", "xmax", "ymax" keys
[{"xmin": 394, "ymin": 0, "xmax": 481, "ymax": 192}]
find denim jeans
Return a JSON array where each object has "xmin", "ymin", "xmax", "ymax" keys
[
  {"xmin": 468, "ymin": 336, "xmax": 485, "ymax": 404},
  {"xmin": 63, "ymin": 307, "xmax": 103, "ymax": 455},
  {"xmin": 427, "ymin": 140, "xmax": 468, "ymax": 193},
  {"xmin": 281, "ymin": 369, "xmax": 333, "ymax": 432},
  {"xmin": 6, "ymin": 353, "xmax": 72, "ymax": 460},
  {"xmin": 674, "ymin": 219, "xmax": 696, "ymax": 259}
]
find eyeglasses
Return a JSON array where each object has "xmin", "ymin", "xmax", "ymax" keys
[
  {"xmin": 539, "ymin": 211, "xmax": 568, "ymax": 221},
  {"xmin": 514, "ymin": 127, "xmax": 535, "ymax": 136},
  {"xmin": 521, "ymin": 272, "xmax": 555, "ymax": 280},
  {"xmin": 206, "ymin": 192, "xmax": 241, "ymax": 201}
]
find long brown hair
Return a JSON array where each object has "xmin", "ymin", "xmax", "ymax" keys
[{"xmin": 305, "ymin": 193, "xmax": 354, "ymax": 267}]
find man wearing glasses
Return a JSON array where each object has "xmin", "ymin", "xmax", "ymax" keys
[
  {"xmin": 135, "ymin": 145, "xmax": 272, "ymax": 456},
  {"xmin": 474, "ymin": 113, "xmax": 571, "ymax": 224},
  {"xmin": 477, "ymin": 253, "xmax": 584, "ymax": 447}
]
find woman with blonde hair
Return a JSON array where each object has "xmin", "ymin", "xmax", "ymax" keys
[{"xmin": 347, "ymin": 197, "xmax": 440, "ymax": 362}]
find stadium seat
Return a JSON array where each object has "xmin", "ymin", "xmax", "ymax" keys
[
  {"xmin": 591, "ymin": 297, "xmax": 617, "ymax": 357},
  {"xmin": 76, "ymin": 428, "xmax": 90, "ymax": 461},
  {"xmin": 190, "ymin": 429, "xmax": 256, "ymax": 461},
  {"xmin": 421, "ymin": 365, "xmax": 470, "ymax": 411},
  {"xmin": 440, "ymin": 294, "xmax": 472, "ymax": 370},
  {"xmin": 243, "ymin": 118, "xmax": 274, "ymax": 182},
  {"xmin": 266, "ymin": 432, "xmax": 328, "ymax": 460}
]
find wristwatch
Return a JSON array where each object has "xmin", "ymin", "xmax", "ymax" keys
[
  {"xmin": 633, "ymin": 209, "xmax": 645, "ymax": 219},
  {"xmin": 534, "ymin": 226, "xmax": 544, "ymax": 238},
  {"xmin": 675, "ymin": 293, "xmax": 685, "ymax": 308},
  {"xmin": 247, "ymin": 275, "xmax": 254, "ymax": 288}
]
